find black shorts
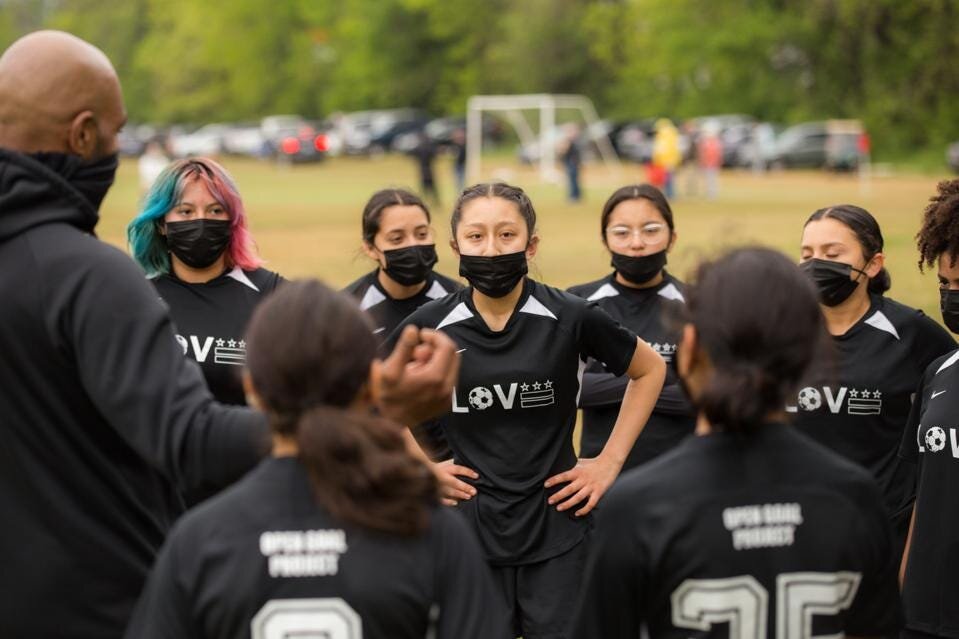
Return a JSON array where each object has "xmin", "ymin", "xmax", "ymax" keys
[{"xmin": 490, "ymin": 538, "xmax": 589, "ymax": 639}]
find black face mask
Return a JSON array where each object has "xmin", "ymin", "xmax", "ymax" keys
[
  {"xmin": 799, "ymin": 258, "xmax": 868, "ymax": 307},
  {"xmin": 29, "ymin": 151, "xmax": 119, "ymax": 212},
  {"xmin": 611, "ymin": 249, "xmax": 668, "ymax": 285},
  {"xmin": 941, "ymin": 288, "xmax": 959, "ymax": 334},
  {"xmin": 459, "ymin": 250, "xmax": 528, "ymax": 298},
  {"xmin": 165, "ymin": 219, "xmax": 233, "ymax": 270},
  {"xmin": 381, "ymin": 244, "xmax": 438, "ymax": 286}
]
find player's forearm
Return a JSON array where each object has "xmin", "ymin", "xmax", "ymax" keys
[{"xmin": 899, "ymin": 505, "xmax": 916, "ymax": 588}]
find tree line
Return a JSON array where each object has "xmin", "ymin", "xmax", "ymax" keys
[{"xmin": 1, "ymin": 0, "xmax": 957, "ymax": 159}]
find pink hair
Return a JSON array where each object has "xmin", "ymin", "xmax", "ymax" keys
[{"xmin": 187, "ymin": 158, "xmax": 262, "ymax": 271}]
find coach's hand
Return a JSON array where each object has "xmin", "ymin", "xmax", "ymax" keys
[
  {"xmin": 434, "ymin": 459, "xmax": 479, "ymax": 506},
  {"xmin": 544, "ymin": 455, "xmax": 621, "ymax": 517},
  {"xmin": 374, "ymin": 326, "xmax": 460, "ymax": 427}
]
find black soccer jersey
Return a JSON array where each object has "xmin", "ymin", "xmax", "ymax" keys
[
  {"xmin": 344, "ymin": 268, "xmax": 462, "ymax": 340},
  {"xmin": 568, "ymin": 271, "xmax": 695, "ymax": 469},
  {"xmin": 124, "ymin": 457, "xmax": 507, "ymax": 639},
  {"xmin": 789, "ymin": 295, "xmax": 954, "ymax": 518},
  {"xmin": 571, "ymin": 425, "xmax": 901, "ymax": 639},
  {"xmin": 899, "ymin": 348, "xmax": 959, "ymax": 638},
  {"xmin": 388, "ymin": 278, "xmax": 638, "ymax": 565},
  {"xmin": 151, "ymin": 267, "xmax": 284, "ymax": 406}
]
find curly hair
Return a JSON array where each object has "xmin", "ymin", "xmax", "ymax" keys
[{"xmin": 917, "ymin": 179, "xmax": 959, "ymax": 272}]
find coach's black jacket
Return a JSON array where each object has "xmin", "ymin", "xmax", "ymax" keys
[{"xmin": 0, "ymin": 149, "xmax": 269, "ymax": 638}]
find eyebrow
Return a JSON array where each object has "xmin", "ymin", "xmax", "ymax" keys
[
  {"xmin": 800, "ymin": 241, "xmax": 846, "ymax": 250},
  {"xmin": 176, "ymin": 201, "xmax": 223, "ymax": 209}
]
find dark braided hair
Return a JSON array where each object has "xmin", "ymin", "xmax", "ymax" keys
[{"xmin": 451, "ymin": 183, "xmax": 536, "ymax": 236}]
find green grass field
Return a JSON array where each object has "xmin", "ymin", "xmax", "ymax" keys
[{"xmin": 98, "ymin": 155, "xmax": 955, "ymax": 320}]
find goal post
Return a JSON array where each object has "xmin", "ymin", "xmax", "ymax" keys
[{"xmin": 466, "ymin": 93, "xmax": 621, "ymax": 184}]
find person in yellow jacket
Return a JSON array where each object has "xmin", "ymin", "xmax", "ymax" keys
[{"xmin": 652, "ymin": 118, "xmax": 681, "ymax": 198}]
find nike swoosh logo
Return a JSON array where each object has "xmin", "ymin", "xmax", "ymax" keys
[
  {"xmin": 372, "ymin": 327, "xmax": 386, "ymax": 334},
  {"xmin": 932, "ymin": 390, "xmax": 947, "ymax": 399},
  {"xmin": 456, "ymin": 348, "xmax": 467, "ymax": 354}
]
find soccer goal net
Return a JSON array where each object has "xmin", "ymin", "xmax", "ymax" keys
[{"xmin": 466, "ymin": 93, "xmax": 621, "ymax": 183}]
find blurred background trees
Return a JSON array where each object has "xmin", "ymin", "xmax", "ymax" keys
[{"xmin": 1, "ymin": 0, "xmax": 957, "ymax": 160}]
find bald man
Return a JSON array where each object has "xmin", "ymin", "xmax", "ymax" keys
[
  {"xmin": 0, "ymin": 31, "xmax": 460, "ymax": 639},
  {"xmin": 0, "ymin": 31, "xmax": 270, "ymax": 637}
]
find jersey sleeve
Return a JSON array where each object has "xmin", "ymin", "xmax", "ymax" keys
[
  {"xmin": 432, "ymin": 510, "xmax": 511, "ymax": 639},
  {"xmin": 55, "ymin": 247, "xmax": 269, "ymax": 497},
  {"xmin": 122, "ymin": 528, "xmax": 198, "ymax": 639},
  {"xmin": 843, "ymin": 482, "xmax": 902, "ymax": 636},
  {"xmin": 570, "ymin": 487, "xmax": 646, "ymax": 638},
  {"xmin": 899, "ymin": 361, "xmax": 933, "ymax": 465},
  {"xmin": 577, "ymin": 301, "xmax": 638, "ymax": 377}
]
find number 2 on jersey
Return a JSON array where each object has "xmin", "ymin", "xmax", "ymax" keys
[
  {"xmin": 251, "ymin": 598, "xmax": 362, "ymax": 639},
  {"xmin": 671, "ymin": 572, "xmax": 861, "ymax": 639}
]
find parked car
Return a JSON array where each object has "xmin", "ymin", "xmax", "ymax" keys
[
  {"xmin": 733, "ymin": 123, "xmax": 783, "ymax": 169},
  {"xmin": 947, "ymin": 141, "xmax": 959, "ymax": 173},
  {"xmin": 169, "ymin": 123, "xmax": 230, "ymax": 158},
  {"xmin": 221, "ymin": 122, "xmax": 270, "ymax": 158},
  {"xmin": 770, "ymin": 120, "xmax": 864, "ymax": 170},
  {"xmin": 613, "ymin": 120, "xmax": 657, "ymax": 163},
  {"xmin": 271, "ymin": 123, "xmax": 329, "ymax": 164},
  {"xmin": 336, "ymin": 109, "xmax": 427, "ymax": 155}
]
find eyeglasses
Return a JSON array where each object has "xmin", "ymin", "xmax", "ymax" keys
[{"xmin": 605, "ymin": 223, "xmax": 669, "ymax": 245}]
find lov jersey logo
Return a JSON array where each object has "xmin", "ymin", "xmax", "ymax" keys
[
  {"xmin": 175, "ymin": 334, "xmax": 246, "ymax": 366},
  {"xmin": 451, "ymin": 380, "xmax": 555, "ymax": 413},
  {"xmin": 786, "ymin": 385, "xmax": 883, "ymax": 416}
]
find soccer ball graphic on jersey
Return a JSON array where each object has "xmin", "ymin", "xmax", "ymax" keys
[
  {"xmin": 925, "ymin": 427, "xmax": 947, "ymax": 453},
  {"xmin": 797, "ymin": 387, "xmax": 822, "ymax": 411},
  {"xmin": 468, "ymin": 386, "xmax": 495, "ymax": 410}
]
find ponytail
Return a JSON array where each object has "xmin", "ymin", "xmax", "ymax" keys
[
  {"xmin": 685, "ymin": 248, "xmax": 824, "ymax": 434},
  {"xmin": 867, "ymin": 267, "xmax": 891, "ymax": 295},
  {"xmin": 697, "ymin": 364, "xmax": 777, "ymax": 435},
  {"xmin": 296, "ymin": 406, "xmax": 439, "ymax": 537}
]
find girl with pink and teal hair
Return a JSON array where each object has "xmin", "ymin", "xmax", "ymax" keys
[
  {"xmin": 127, "ymin": 156, "xmax": 283, "ymax": 414},
  {"xmin": 128, "ymin": 157, "xmax": 262, "ymax": 277}
]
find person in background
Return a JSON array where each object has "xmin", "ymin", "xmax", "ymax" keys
[
  {"xmin": 344, "ymin": 187, "xmax": 461, "ymax": 460},
  {"xmin": 795, "ymin": 204, "xmax": 955, "ymax": 560},
  {"xmin": 697, "ymin": 122, "xmax": 722, "ymax": 199},
  {"xmin": 560, "ymin": 123, "xmax": 582, "ymax": 202},
  {"xmin": 452, "ymin": 127, "xmax": 467, "ymax": 194},
  {"xmin": 569, "ymin": 184, "xmax": 695, "ymax": 471},
  {"xmin": 138, "ymin": 138, "xmax": 170, "ymax": 193},
  {"xmin": 128, "ymin": 157, "xmax": 284, "ymax": 407},
  {"xmin": 899, "ymin": 178, "xmax": 959, "ymax": 639},
  {"xmin": 571, "ymin": 247, "xmax": 901, "ymax": 638},
  {"xmin": 390, "ymin": 182, "xmax": 666, "ymax": 639},
  {"xmin": 124, "ymin": 280, "xmax": 507, "ymax": 639},
  {"xmin": 652, "ymin": 118, "xmax": 681, "ymax": 199},
  {"xmin": 411, "ymin": 130, "xmax": 439, "ymax": 205}
]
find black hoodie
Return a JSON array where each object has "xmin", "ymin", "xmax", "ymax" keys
[{"xmin": 0, "ymin": 149, "xmax": 269, "ymax": 637}]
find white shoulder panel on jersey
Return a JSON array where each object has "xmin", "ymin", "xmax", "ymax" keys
[
  {"xmin": 658, "ymin": 283, "xmax": 685, "ymax": 302},
  {"xmin": 436, "ymin": 302, "xmax": 474, "ymax": 330},
  {"xmin": 586, "ymin": 283, "xmax": 619, "ymax": 301},
  {"xmin": 358, "ymin": 285, "xmax": 386, "ymax": 311},
  {"xmin": 863, "ymin": 310, "xmax": 900, "ymax": 340},
  {"xmin": 226, "ymin": 267, "xmax": 260, "ymax": 292},
  {"xmin": 936, "ymin": 349, "xmax": 959, "ymax": 375},
  {"xmin": 425, "ymin": 279, "xmax": 450, "ymax": 300},
  {"xmin": 519, "ymin": 295, "xmax": 558, "ymax": 320}
]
